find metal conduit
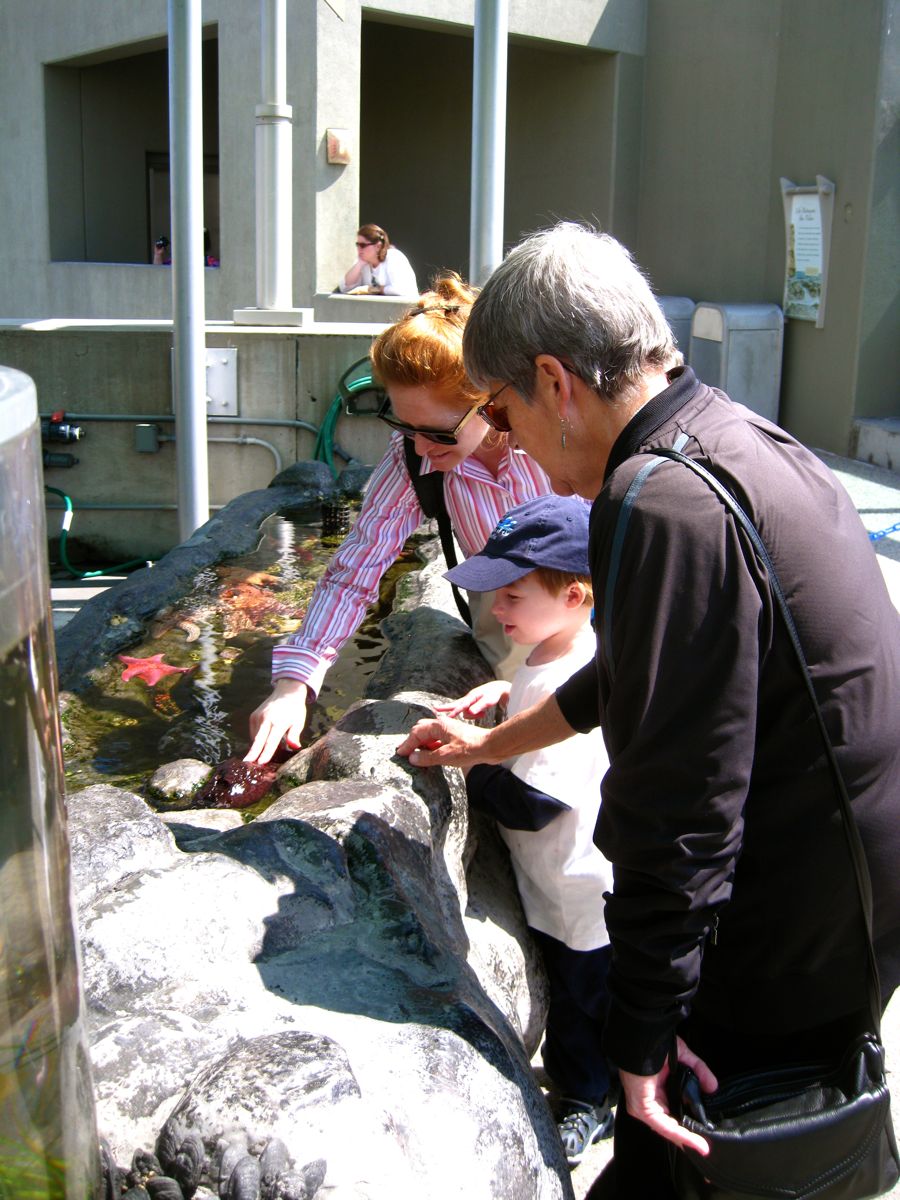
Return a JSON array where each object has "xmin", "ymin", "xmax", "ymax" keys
[
  {"xmin": 40, "ymin": 412, "xmax": 320, "ymax": 436},
  {"xmin": 160, "ymin": 432, "xmax": 283, "ymax": 476}
]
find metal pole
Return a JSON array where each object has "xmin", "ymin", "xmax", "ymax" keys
[
  {"xmin": 168, "ymin": 0, "xmax": 209, "ymax": 539},
  {"xmin": 257, "ymin": 0, "xmax": 293, "ymax": 309},
  {"xmin": 469, "ymin": 0, "xmax": 508, "ymax": 286}
]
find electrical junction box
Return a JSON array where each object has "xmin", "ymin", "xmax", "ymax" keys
[
  {"xmin": 134, "ymin": 423, "xmax": 160, "ymax": 453},
  {"xmin": 169, "ymin": 347, "xmax": 239, "ymax": 417},
  {"xmin": 657, "ymin": 295, "xmax": 695, "ymax": 355},
  {"xmin": 689, "ymin": 303, "xmax": 784, "ymax": 423}
]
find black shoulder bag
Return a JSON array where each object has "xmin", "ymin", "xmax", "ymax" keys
[
  {"xmin": 403, "ymin": 438, "xmax": 472, "ymax": 627},
  {"xmin": 614, "ymin": 446, "xmax": 899, "ymax": 1200}
]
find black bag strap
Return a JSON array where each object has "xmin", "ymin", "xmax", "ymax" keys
[
  {"xmin": 403, "ymin": 438, "xmax": 472, "ymax": 627},
  {"xmin": 614, "ymin": 445, "xmax": 882, "ymax": 1033}
]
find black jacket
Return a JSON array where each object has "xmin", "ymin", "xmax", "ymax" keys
[{"xmin": 556, "ymin": 368, "xmax": 900, "ymax": 1075}]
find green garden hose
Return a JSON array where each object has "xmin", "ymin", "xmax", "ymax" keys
[
  {"xmin": 314, "ymin": 364, "xmax": 384, "ymax": 478},
  {"xmin": 44, "ymin": 487, "xmax": 148, "ymax": 578}
]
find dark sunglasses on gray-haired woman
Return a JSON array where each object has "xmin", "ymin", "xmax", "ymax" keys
[{"xmin": 476, "ymin": 382, "xmax": 513, "ymax": 433}]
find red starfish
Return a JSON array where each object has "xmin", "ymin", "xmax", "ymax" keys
[{"xmin": 118, "ymin": 654, "xmax": 193, "ymax": 687}]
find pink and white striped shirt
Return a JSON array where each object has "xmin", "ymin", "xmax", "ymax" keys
[{"xmin": 271, "ymin": 433, "xmax": 554, "ymax": 695}]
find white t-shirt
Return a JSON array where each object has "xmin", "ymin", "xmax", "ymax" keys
[
  {"xmin": 338, "ymin": 246, "xmax": 418, "ymax": 296},
  {"xmin": 499, "ymin": 625, "xmax": 612, "ymax": 951}
]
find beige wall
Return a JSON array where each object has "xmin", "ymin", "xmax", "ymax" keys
[
  {"xmin": 0, "ymin": 0, "xmax": 895, "ymax": 480},
  {"xmin": 636, "ymin": 0, "xmax": 897, "ymax": 454}
]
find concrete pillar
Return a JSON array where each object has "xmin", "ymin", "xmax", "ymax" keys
[{"xmin": 235, "ymin": 0, "xmax": 309, "ymax": 325}]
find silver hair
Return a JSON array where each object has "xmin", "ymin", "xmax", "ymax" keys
[{"xmin": 463, "ymin": 222, "xmax": 676, "ymax": 403}]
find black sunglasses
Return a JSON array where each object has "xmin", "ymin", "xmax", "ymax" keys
[
  {"xmin": 356, "ymin": 240, "xmax": 377, "ymax": 248},
  {"xmin": 377, "ymin": 399, "xmax": 484, "ymax": 446}
]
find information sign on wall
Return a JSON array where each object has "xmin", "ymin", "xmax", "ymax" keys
[{"xmin": 780, "ymin": 176, "xmax": 835, "ymax": 327}]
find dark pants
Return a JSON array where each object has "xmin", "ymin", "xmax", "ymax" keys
[
  {"xmin": 531, "ymin": 929, "xmax": 614, "ymax": 1104},
  {"xmin": 587, "ymin": 1007, "xmax": 868, "ymax": 1199}
]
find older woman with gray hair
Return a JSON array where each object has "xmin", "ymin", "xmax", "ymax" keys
[{"xmin": 397, "ymin": 223, "xmax": 900, "ymax": 1196}]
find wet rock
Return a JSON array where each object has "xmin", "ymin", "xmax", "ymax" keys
[
  {"xmin": 193, "ymin": 757, "xmax": 278, "ymax": 810},
  {"xmin": 160, "ymin": 807, "xmax": 245, "ymax": 852},
  {"xmin": 65, "ymin": 784, "xmax": 181, "ymax": 918},
  {"xmin": 335, "ymin": 460, "xmax": 374, "ymax": 499},
  {"xmin": 70, "ymin": 525, "xmax": 570, "ymax": 1199},
  {"xmin": 267, "ymin": 461, "xmax": 335, "ymax": 492},
  {"xmin": 146, "ymin": 759, "xmax": 214, "ymax": 810}
]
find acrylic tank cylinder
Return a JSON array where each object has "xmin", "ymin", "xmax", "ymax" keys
[{"xmin": 0, "ymin": 366, "xmax": 100, "ymax": 1198}]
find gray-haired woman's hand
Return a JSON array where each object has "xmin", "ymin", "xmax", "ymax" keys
[{"xmin": 396, "ymin": 714, "xmax": 490, "ymax": 768}]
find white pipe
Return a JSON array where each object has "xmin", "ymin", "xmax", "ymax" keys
[
  {"xmin": 256, "ymin": 0, "xmax": 293, "ymax": 309},
  {"xmin": 168, "ymin": 0, "xmax": 210, "ymax": 539},
  {"xmin": 160, "ymin": 432, "xmax": 284, "ymax": 476},
  {"xmin": 207, "ymin": 435, "xmax": 283, "ymax": 476},
  {"xmin": 469, "ymin": 0, "xmax": 508, "ymax": 286}
]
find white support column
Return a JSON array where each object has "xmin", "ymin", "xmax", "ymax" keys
[
  {"xmin": 234, "ymin": 0, "xmax": 309, "ymax": 325},
  {"xmin": 168, "ymin": 0, "xmax": 210, "ymax": 539},
  {"xmin": 469, "ymin": 0, "xmax": 508, "ymax": 286}
]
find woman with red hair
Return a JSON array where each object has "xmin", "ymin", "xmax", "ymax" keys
[{"xmin": 245, "ymin": 273, "xmax": 556, "ymax": 764}]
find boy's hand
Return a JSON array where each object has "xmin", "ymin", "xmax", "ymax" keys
[{"xmin": 435, "ymin": 680, "xmax": 510, "ymax": 719}]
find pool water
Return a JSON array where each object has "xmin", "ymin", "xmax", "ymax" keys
[{"xmin": 60, "ymin": 513, "xmax": 425, "ymax": 798}]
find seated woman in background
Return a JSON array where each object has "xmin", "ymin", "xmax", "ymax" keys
[{"xmin": 338, "ymin": 224, "xmax": 418, "ymax": 296}]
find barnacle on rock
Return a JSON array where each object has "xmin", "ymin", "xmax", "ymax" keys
[
  {"xmin": 259, "ymin": 1137, "xmax": 290, "ymax": 1187},
  {"xmin": 223, "ymin": 1154, "xmax": 262, "ymax": 1200},
  {"xmin": 172, "ymin": 1131, "xmax": 205, "ymax": 1196},
  {"xmin": 146, "ymin": 1178, "xmax": 186, "ymax": 1200},
  {"xmin": 215, "ymin": 1132, "xmax": 250, "ymax": 1195}
]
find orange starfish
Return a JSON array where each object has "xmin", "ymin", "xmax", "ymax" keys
[{"xmin": 118, "ymin": 654, "xmax": 193, "ymax": 686}]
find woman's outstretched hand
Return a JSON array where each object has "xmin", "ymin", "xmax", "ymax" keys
[
  {"xmin": 245, "ymin": 678, "xmax": 309, "ymax": 764},
  {"xmin": 620, "ymin": 1036, "xmax": 718, "ymax": 1157},
  {"xmin": 396, "ymin": 714, "xmax": 491, "ymax": 768}
]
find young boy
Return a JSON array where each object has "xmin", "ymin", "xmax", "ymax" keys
[{"xmin": 437, "ymin": 495, "xmax": 615, "ymax": 1167}]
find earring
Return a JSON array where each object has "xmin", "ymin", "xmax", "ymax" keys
[{"xmin": 560, "ymin": 418, "xmax": 569, "ymax": 450}]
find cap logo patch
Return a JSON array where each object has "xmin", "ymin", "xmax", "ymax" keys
[{"xmin": 492, "ymin": 515, "xmax": 517, "ymax": 539}]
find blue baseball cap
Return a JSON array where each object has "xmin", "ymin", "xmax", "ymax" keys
[{"xmin": 444, "ymin": 495, "xmax": 590, "ymax": 592}]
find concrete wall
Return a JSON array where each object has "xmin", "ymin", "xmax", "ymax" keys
[
  {"xmin": 0, "ymin": 324, "xmax": 390, "ymax": 560},
  {"xmin": 0, "ymin": 0, "xmax": 895, "ymax": 477},
  {"xmin": 636, "ymin": 0, "xmax": 897, "ymax": 454}
]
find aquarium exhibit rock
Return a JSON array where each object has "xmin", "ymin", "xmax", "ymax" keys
[{"xmin": 67, "ymin": 520, "xmax": 571, "ymax": 1199}]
